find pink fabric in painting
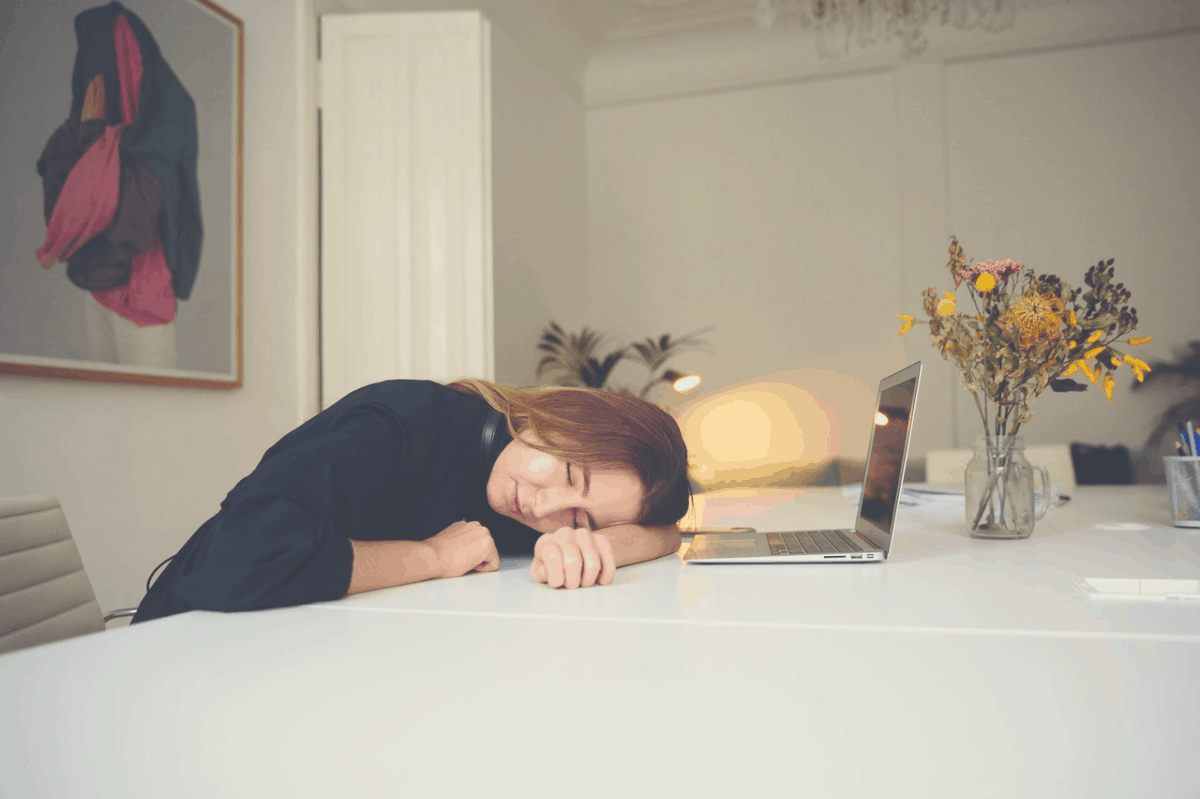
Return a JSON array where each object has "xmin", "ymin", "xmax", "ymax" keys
[
  {"xmin": 36, "ymin": 13, "xmax": 175, "ymax": 326},
  {"xmin": 92, "ymin": 244, "xmax": 175, "ymax": 325},
  {"xmin": 34, "ymin": 128, "xmax": 124, "ymax": 269}
]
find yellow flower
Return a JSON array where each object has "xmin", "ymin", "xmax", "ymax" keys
[
  {"xmin": 1068, "ymin": 310, "xmax": 1077, "ymax": 326},
  {"xmin": 1086, "ymin": 329, "xmax": 1103, "ymax": 344},
  {"xmin": 1067, "ymin": 341, "xmax": 1077, "ymax": 349},
  {"xmin": 1004, "ymin": 292, "xmax": 1065, "ymax": 347},
  {"xmin": 1103, "ymin": 372, "xmax": 1115, "ymax": 401},
  {"xmin": 1078, "ymin": 360, "xmax": 1098, "ymax": 383},
  {"xmin": 1124, "ymin": 354, "xmax": 1151, "ymax": 372},
  {"xmin": 1063, "ymin": 362, "xmax": 1079, "ymax": 377},
  {"xmin": 937, "ymin": 298, "xmax": 956, "ymax": 316},
  {"xmin": 974, "ymin": 273, "xmax": 997, "ymax": 292},
  {"xmin": 1129, "ymin": 336, "xmax": 1153, "ymax": 346},
  {"xmin": 896, "ymin": 314, "xmax": 914, "ymax": 336},
  {"xmin": 1110, "ymin": 356, "xmax": 1120, "ymax": 368},
  {"xmin": 1123, "ymin": 354, "xmax": 1151, "ymax": 382},
  {"xmin": 1083, "ymin": 346, "xmax": 1105, "ymax": 360}
]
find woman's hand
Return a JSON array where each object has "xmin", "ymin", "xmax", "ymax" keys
[
  {"xmin": 425, "ymin": 520, "xmax": 499, "ymax": 578},
  {"xmin": 531, "ymin": 526, "xmax": 616, "ymax": 589}
]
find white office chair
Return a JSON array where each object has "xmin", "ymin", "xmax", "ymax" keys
[
  {"xmin": 925, "ymin": 445, "xmax": 1077, "ymax": 494},
  {"xmin": 0, "ymin": 495, "xmax": 136, "ymax": 656}
]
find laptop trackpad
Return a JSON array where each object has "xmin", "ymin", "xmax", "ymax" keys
[{"xmin": 689, "ymin": 534, "xmax": 769, "ymax": 558}]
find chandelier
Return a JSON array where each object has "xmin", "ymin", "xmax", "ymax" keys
[{"xmin": 751, "ymin": 0, "xmax": 1048, "ymax": 58}]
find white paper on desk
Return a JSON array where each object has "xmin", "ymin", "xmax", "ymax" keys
[
  {"xmin": 841, "ymin": 484, "xmax": 965, "ymax": 513},
  {"xmin": 842, "ymin": 484, "xmax": 1061, "ymax": 516},
  {"xmin": 1081, "ymin": 577, "xmax": 1200, "ymax": 602}
]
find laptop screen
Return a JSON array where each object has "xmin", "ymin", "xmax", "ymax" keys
[{"xmin": 856, "ymin": 363, "xmax": 921, "ymax": 549}]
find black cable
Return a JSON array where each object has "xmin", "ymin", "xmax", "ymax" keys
[{"xmin": 145, "ymin": 555, "xmax": 174, "ymax": 593}]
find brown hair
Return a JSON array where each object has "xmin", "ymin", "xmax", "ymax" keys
[{"xmin": 448, "ymin": 379, "xmax": 691, "ymax": 527}]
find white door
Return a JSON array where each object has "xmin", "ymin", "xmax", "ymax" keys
[{"xmin": 319, "ymin": 12, "xmax": 493, "ymax": 407}]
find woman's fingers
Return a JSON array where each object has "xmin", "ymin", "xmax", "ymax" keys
[
  {"xmin": 475, "ymin": 539, "xmax": 500, "ymax": 573},
  {"xmin": 532, "ymin": 527, "xmax": 613, "ymax": 589},
  {"xmin": 560, "ymin": 534, "xmax": 584, "ymax": 590},
  {"xmin": 530, "ymin": 558, "xmax": 548, "ymax": 583},
  {"xmin": 542, "ymin": 537, "xmax": 564, "ymax": 588},
  {"xmin": 428, "ymin": 520, "xmax": 497, "ymax": 578},
  {"xmin": 574, "ymin": 527, "xmax": 601, "ymax": 588}
]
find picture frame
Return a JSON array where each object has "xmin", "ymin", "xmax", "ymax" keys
[{"xmin": 0, "ymin": 0, "xmax": 243, "ymax": 389}]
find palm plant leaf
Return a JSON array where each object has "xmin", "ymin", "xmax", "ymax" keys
[
  {"xmin": 535, "ymin": 322, "xmax": 625, "ymax": 388},
  {"xmin": 1132, "ymin": 340, "xmax": 1200, "ymax": 388},
  {"xmin": 1130, "ymin": 340, "xmax": 1200, "ymax": 447},
  {"xmin": 626, "ymin": 327, "xmax": 712, "ymax": 372}
]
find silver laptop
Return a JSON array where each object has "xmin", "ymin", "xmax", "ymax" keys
[{"xmin": 682, "ymin": 361, "xmax": 922, "ymax": 564}]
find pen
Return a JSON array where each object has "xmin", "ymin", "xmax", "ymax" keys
[{"xmin": 1188, "ymin": 420, "xmax": 1198, "ymax": 457}]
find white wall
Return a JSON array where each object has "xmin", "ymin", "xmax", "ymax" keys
[
  {"xmin": 490, "ymin": 23, "xmax": 590, "ymax": 386},
  {"xmin": 0, "ymin": 0, "xmax": 319, "ymax": 614},
  {"xmin": 942, "ymin": 32, "xmax": 1200, "ymax": 472},
  {"xmin": 584, "ymin": 0, "xmax": 1200, "ymax": 481}
]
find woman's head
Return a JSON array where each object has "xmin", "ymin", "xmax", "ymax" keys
[{"xmin": 449, "ymin": 379, "xmax": 691, "ymax": 530}]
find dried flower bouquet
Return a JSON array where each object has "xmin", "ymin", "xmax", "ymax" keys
[{"xmin": 898, "ymin": 237, "xmax": 1153, "ymax": 533}]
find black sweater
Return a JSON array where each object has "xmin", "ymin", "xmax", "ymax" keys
[{"xmin": 132, "ymin": 381, "xmax": 538, "ymax": 623}]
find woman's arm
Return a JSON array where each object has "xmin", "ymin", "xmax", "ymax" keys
[
  {"xmin": 596, "ymin": 523, "xmax": 683, "ymax": 567},
  {"xmin": 348, "ymin": 520, "xmax": 500, "ymax": 595},
  {"xmin": 531, "ymin": 524, "xmax": 682, "ymax": 589}
]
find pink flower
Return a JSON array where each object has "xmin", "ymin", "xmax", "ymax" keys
[{"xmin": 955, "ymin": 258, "xmax": 1024, "ymax": 287}]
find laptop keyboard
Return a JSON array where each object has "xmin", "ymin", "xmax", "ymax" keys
[{"xmin": 766, "ymin": 530, "xmax": 863, "ymax": 556}]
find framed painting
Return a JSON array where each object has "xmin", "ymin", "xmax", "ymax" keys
[{"xmin": 0, "ymin": 0, "xmax": 243, "ymax": 388}]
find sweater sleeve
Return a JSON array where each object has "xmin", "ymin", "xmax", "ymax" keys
[{"xmin": 163, "ymin": 410, "xmax": 404, "ymax": 615}]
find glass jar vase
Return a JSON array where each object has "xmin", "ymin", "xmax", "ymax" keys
[{"xmin": 964, "ymin": 435, "xmax": 1051, "ymax": 539}]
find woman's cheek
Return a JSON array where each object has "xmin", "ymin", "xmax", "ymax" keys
[{"xmin": 536, "ymin": 516, "xmax": 565, "ymax": 535}]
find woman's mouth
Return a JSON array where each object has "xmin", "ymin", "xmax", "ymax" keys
[{"xmin": 512, "ymin": 483, "xmax": 523, "ymax": 518}]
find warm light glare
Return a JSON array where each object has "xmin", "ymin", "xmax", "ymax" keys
[
  {"xmin": 673, "ymin": 374, "xmax": 701, "ymax": 392},
  {"xmin": 697, "ymin": 399, "xmax": 776, "ymax": 463},
  {"xmin": 875, "ymin": 411, "xmax": 889, "ymax": 426},
  {"xmin": 675, "ymin": 368, "xmax": 880, "ymax": 488}
]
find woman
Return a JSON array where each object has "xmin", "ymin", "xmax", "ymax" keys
[{"xmin": 131, "ymin": 379, "xmax": 691, "ymax": 623}]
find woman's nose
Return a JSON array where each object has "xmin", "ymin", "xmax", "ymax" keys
[{"xmin": 532, "ymin": 487, "xmax": 576, "ymax": 518}]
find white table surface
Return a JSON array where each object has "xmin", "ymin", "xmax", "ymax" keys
[
  {"xmin": 2, "ymin": 485, "xmax": 1198, "ymax": 798},
  {"xmin": 3, "ymin": 600, "xmax": 1198, "ymax": 799},
  {"xmin": 328, "ymin": 485, "xmax": 1200, "ymax": 640}
]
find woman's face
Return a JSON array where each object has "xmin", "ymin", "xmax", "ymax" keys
[{"xmin": 486, "ymin": 435, "xmax": 644, "ymax": 534}]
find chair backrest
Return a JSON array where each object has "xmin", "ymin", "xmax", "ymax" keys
[
  {"xmin": 924, "ymin": 445, "xmax": 1077, "ymax": 494},
  {"xmin": 924, "ymin": 449, "xmax": 972, "ymax": 484},
  {"xmin": 1025, "ymin": 445, "xmax": 1078, "ymax": 494},
  {"xmin": 0, "ymin": 495, "xmax": 105, "ymax": 656},
  {"xmin": 1070, "ymin": 443, "xmax": 1134, "ymax": 485}
]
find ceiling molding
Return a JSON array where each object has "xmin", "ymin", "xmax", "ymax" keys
[
  {"xmin": 570, "ymin": 0, "xmax": 758, "ymax": 41},
  {"xmin": 315, "ymin": 0, "xmax": 599, "ymax": 99},
  {"xmin": 311, "ymin": 0, "xmax": 1200, "ymax": 106},
  {"xmin": 582, "ymin": 0, "xmax": 1200, "ymax": 107}
]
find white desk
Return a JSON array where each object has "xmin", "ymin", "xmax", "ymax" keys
[
  {"xmin": 331, "ymin": 486, "xmax": 1200, "ymax": 639},
  {"xmin": 1, "ymin": 486, "xmax": 1198, "ymax": 798}
]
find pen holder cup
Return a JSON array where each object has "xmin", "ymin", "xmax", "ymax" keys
[{"xmin": 1164, "ymin": 456, "xmax": 1200, "ymax": 528}]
